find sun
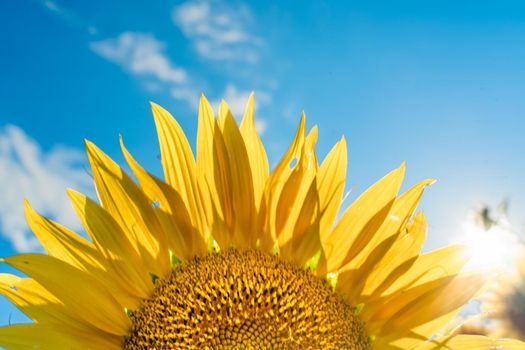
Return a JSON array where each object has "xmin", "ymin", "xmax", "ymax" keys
[{"xmin": 461, "ymin": 211, "xmax": 520, "ymax": 273}]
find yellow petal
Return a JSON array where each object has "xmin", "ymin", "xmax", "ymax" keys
[
  {"xmin": 268, "ymin": 113, "xmax": 307, "ymax": 187},
  {"xmin": 323, "ymin": 163, "xmax": 406, "ymax": 272},
  {"xmin": 0, "ymin": 324, "xmax": 69, "ymax": 350},
  {"xmin": 196, "ymin": 94, "xmax": 234, "ymax": 248},
  {"xmin": 317, "ymin": 136, "xmax": 347, "ymax": 236},
  {"xmin": 0, "ymin": 274, "xmax": 70, "ymax": 325},
  {"xmin": 67, "ymin": 189, "xmax": 153, "ymax": 301},
  {"xmin": 383, "ymin": 244, "xmax": 471, "ymax": 295},
  {"xmin": 218, "ymin": 100, "xmax": 258, "ymax": 248},
  {"xmin": 262, "ymin": 115, "xmax": 307, "ymax": 249},
  {"xmin": 275, "ymin": 126, "xmax": 318, "ymax": 245},
  {"xmin": 2, "ymin": 254, "xmax": 130, "ymax": 336},
  {"xmin": 151, "ymin": 101, "xmax": 208, "ymax": 234},
  {"xmin": 280, "ymin": 178, "xmax": 321, "ymax": 266},
  {"xmin": 389, "ymin": 309, "xmax": 463, "ymax": 349},
  {"xmin": 276, "ymin": 127, "xmax": 320, "ymax": 265},
  {"xmin": 364, "ymin": 210, "xmax": 428, "ymax": 297},
  {"xmin": 239, "ymin": 92, "xmax": 269, "ymax": 211},
  {"xmin": 121, "ymin": 138, "xmax": 207, "ymax": 259},
  {"xmin": 336, "ymin": 180, "xmax": 433, "ymax": 301},
  {"xmin": 85, "ymin": 140, "xmax": 170, "ymax": 277},
  {"xmin": 24, "ymin": 200, "xmax": 104, "ymax": 272},
  {"xmin": 368, "ymin": 272, "xmax": 486, "ymax": 337},
  {"xmin": 0, "ymin": 274, "xmax": 123, "ymax": 343},
  {"xmin": 26, "ymin": 198, "xmax": 145, "ymax": 309},
  {"xmin": 0, "ymin": 323, "xmax": 121, "ymax": 350},
  {"xmin": 353, "ymin": 178, "xmax": 434, "ymax": 265},
  {"xmin": 360, "ymin": 245, "xmax": 472, "ymax": 335}
]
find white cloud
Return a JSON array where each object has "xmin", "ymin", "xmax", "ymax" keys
[
  {"xmin": 90, "ymin": 29, "xmax": 270, "ymax": 115},
  {"xmin": 90, "ymin": 32, "xmax": 187, "ymax": 84},
  {"xmin": 212, "ymin": 84, "xmax": 270, "ymax": 133},
  {"xmin": 254, "ymin": 118, "xmax": 267, "ymax": 134},
  {"xmin": 0, "ymin": 125, "xmax": 92, "ymax": 252},
  {"xmin": 173, "ymin": 0, "xmax": 262, "ymax": 63},
  {"xmin": 171, "ymin": 87, "xmax": 200, "ymax": 109},
  {"xmin": 90, "ymin": 32, "xmax": 199, "ymax": 107}
]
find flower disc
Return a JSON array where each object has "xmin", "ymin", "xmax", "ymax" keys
[{"xmin": 124, "ymin": 249, "xmax": 371, "ymax": 349}]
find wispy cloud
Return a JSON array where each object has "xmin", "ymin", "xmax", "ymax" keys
[
  {"xmin": 0, "ymin": 125, "xmax": 92, "ymax": 252},
  {"xmin": 171, "ymin": 87, "xmax": 200, "ymax": 109},
  {"xmin": 90, "ymin": 32, "xmax": 187, "ymax": 84},
  {"xmin": 90, "ymin": 4, "xmax": 270, "ymax": 127},
  {"xmin": 43, "ymin": 0, "xmax": 60, "ymax": 12},
  {"xmin": 40, "ymin": 0, "xmax": 98, "ymax": 35},
  {"xmin": 90, "ymin": 32, "xmax": 202, "ymax": 108},
  {"xmin": 173, "ymin": 0, "xmax": 263, "ymax": 63}
]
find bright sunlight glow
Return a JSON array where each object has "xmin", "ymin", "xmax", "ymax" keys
[{"xmin": 462, "ymin": 220, "xmax": 519, "ymax": 273}]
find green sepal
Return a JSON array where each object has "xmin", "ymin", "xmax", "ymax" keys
[
  {"xmin": 354, "ymin": 303, "xmax": 364, "ymax": 314},
  {"xmin": 125, "ymin": 308, "xmax": 134, "ymax": 318},
  {"xmin": 304, "ymin": 250, "xmax": 321, "ymax": 270},
  {"xmin": 169, "ymin": 250, "xmax": 182, "ymax": 268},
  {"xmin": 149, "ymin": 272, "xmax": 159, "ymax": 284}
]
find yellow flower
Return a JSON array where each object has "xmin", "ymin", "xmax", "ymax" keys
[
  {"xmin": 0, "ymin": 94, "xmax": 524, "ymax": 349},
  {"xmin": 482, "ymin": 245, "xmax": 525, "ymax": 341}
]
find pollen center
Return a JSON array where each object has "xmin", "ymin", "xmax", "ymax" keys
[{"xmin": 124, "ymin": 249, "xmax": 371, "ymax": 349}]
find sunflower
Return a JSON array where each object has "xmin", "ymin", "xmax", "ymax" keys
[
  {"xmin": 0, "ymin": 94, "xmax": 524, "ymax": 349},
  {"xmin": 482, "ymin": 245, "xmax": 525, "ymax": 341}
]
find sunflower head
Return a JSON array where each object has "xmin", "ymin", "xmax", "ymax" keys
[
  {"xmin": 124, "ymin": 249, "xmax": 370, "ymax": 349},
  {"xmin": 0, "ymin": 93, "xmax": 524, "ymax": 350}
]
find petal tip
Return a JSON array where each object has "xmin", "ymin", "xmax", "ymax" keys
[
  {"xmin": 23, "ymin": 198, "xmax": 34, "ymax": 217},
  {"xmin": 65, "ymin": 187, "xmax": 78, "ymax": 197},
  {"xmin": 84, "ymin": 138, "xmax": 95, "ymax": 149}
]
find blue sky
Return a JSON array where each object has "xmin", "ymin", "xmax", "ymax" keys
[{"xmin": 1, "ymin": 0, "xmax": 525, "ymax": 327}]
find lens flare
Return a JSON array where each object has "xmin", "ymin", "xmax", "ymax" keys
[{"xmin": 462, "ymin": 213, "xmax": 519, "ymax": 273}]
